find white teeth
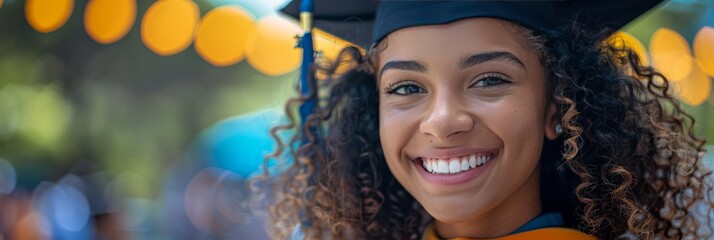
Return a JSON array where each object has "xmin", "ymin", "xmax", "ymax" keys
[
  {"xmin": 460, "ymin": 159, "xmax": 469, "ymax": 171},
  {"xmin": 449, "ymin": 159, "xmax": 461, "ymax": 173},
  {"xmin": 438, "ymin": 161, "xmax": 449, "ymax": 173},
  {"xmin": 423, "ymin": 154, "xmax": 493, "ymax": 174}
]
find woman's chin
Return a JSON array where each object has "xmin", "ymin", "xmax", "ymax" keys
[{"xmin": 421, "ymin": 202, "xmax": 484, "ymax": 224}]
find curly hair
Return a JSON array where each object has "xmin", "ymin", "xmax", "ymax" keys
[{"xmin": 252, "ymin": 21, "xmax": 714, "ymax": 239}]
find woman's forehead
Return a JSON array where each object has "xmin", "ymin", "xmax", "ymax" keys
[{"xmin": 378, "ymin": 18, "xmax": 535, "ymax": 68}]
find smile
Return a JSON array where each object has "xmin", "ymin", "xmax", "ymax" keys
[
  {"xmin": 421, "ymin": 153, "xmax": 494, "ymax": 174},
  {"xmin": 414, "ymin": 150, "xmax": 498, "ymax": 185}
]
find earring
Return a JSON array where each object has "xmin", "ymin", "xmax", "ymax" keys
[{"xmin": 555, "ymin": 124, "xmax": 564, "ymax": 135}]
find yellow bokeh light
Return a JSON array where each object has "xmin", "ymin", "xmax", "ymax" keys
[
  {"xmin": 607, "ymin": 31, "xmax": 650, "ymax": 66},
  {"xmin": 1, "ymin": 0, "xmax": 4, "ymax": 11},
  {"xmin": 25, "ymin": 0, "xmax": 74, "ymax": 33},
  {"xmin": 694, "ymin": 26, "xmax": 714, "ymax": 77},
  {"xmin": 84, "ymin": 0, "xmax": 136, "ymax": 44},
  {"xmin": 195, "ymin": 6, "xmax": 256, "ymax": 67},
  {"xmin": 649, "ymin": 28, "xmax": 693, "ymax": 82},
  {"xmin": 141, "ymin": 0, "xmax": 199, "ymax": 56},
  {"xmin": 247, "ymin": 15, "xmax": 302, "ymax": 76},
  {"xmin": 671, "ymin": 60, "xmax": 711, "ymax": 106}
]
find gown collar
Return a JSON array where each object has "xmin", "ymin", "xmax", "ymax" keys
[{"xmin": 421, "ymin": 212, "xmax": 596, "ymax": 240}]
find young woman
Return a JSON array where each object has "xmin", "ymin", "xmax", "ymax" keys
[{"xmin": 256, "ymin": 1, "xmax": 714, "ymax": 239}]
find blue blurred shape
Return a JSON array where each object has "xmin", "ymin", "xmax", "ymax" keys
[
  {"xmin": 208, "ymin": 0, "xmax": 291, "ymax": 19},
  {"xmin": 34, "ymin": 181, "xmax": 94, "ymax": 239},
  {"xmin": 0, "ymin": 157, "xmax": 16, "ymax": 194},
  {"xmin": 51, "ymin": 186, "xmax": 91, "ymax": 232},
  {"xmin": 196, "ymin": 109, "xmax": 291, "ymax": 178}
]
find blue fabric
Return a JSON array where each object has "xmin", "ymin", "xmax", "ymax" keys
[{"xmin": 511, "ymin": 212, "xmax": 565, "ymax": 234}]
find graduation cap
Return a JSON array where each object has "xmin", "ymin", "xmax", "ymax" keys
[
  {"xmin": 282, "ymin": 0, "xmax": 666, "ymax": 48},
  {"xmin": 285, "ymin": 0, "xmax": 665, "ymax": 139}
]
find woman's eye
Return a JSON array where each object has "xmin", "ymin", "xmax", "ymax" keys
[
  {"xmin": 470, "ymin": 74, "xmax": 510, "ymax": 88},
  {"xmin": 386, "ymin": 82, "xmax": 426, "ymax": 95}
]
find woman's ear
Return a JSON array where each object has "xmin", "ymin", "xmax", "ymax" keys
[{"xmin": 544, "ymin": 101, "xmax": 560, "ymax": 140}]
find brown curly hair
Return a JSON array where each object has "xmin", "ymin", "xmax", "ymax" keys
[{"xmin": 252, "ymin": 21, "xmax": 714, "ymax": 239}]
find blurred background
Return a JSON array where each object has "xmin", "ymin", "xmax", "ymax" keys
[{"xmin": 0, "ymin": 0, "xmax": 712, "ymax": 239}]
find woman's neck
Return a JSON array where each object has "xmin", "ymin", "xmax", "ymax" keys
[{"xmin": 433, "ymin": 168, "xmax": 542, "ymax": 238}]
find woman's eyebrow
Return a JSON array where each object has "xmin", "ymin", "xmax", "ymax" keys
[
  {"xmin": 380, "ymin": 60, "xmax": 427, "ymax": 77},
  {"xmin": 459, "ymin": 51, "xmax": 526, "ymax": 70}
]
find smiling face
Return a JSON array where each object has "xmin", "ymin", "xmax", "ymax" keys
[{"xmin": 377, "ymin": 18, "xmax": 560, "ymax": 238}]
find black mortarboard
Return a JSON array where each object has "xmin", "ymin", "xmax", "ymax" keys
[{"xmin": 282, "ymin": 0, "xmax": 666, "ymax": 48}]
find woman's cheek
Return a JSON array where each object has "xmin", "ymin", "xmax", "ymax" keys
[
  {"xmin": 484, "ymin": 101, "xmax": 544, "ymax": 158},
  {"xmin": 379, "ymin": 109, "xmax": 409, "ymax": 161}
]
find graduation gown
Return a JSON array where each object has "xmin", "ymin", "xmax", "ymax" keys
[{"xmin": 421, "ymin": 212, "xmax": 597, "ymax": 240}]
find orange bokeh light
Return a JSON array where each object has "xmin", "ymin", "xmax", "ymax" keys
[
  {"xmin": 194, "ymin": 6, "xmax": 257, "ymax": 67},
  {"xmin": 693, "ymin": 26, "xmax": 714, "ymax": 77},
  {"xmin": 650, "ymin": 28, "xmax": 694, "ymax": 82},
  {"xmin": 25, "ymin": 0, "xmax": 74, "ymax": 33},
  {"xmin": 84, "ymin": 0, "xmax": 137, "ymax": 44},
  {"xmin": 141, "ymin": 0, "xmax": 199, "ymax": 56},
  {"xmin": 247, "ymin": 15, "xmax": 302, "ymax": 76}
]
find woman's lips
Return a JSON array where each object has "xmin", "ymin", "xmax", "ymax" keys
[{"xmin": 414, "ymin": 151, "xmax": 498, "ymax": 185}]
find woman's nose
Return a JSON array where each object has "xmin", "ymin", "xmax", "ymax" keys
[{"xmin": 418, "ymin": 93, "xmax": 474, "ymax": 141}]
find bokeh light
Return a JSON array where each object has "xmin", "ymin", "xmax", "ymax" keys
[
  {"xmin": 118, "ymin": 197, "xmax": 151, "ymax": 230},
  {"xmin": 107, "ymin": 172, "xmax": 151, "ymax": 230},
  {"xmin": 29, "ymin": 179, "xmax": 96, "ymax": 239},
  {"xmin": 198, "ymin": 109, "xmax": 286, "ymax": 178},
  {"xmin": 649, "ymin": 28, "xmax": 694, "ymax": 82},
  {"xmin": 0, "ymin": 0, "xmax": 4, "ymax": 11},
  {"xmin": 608, "ymin": 31, "xmax": 650, "ymax": 66},
  {"xmin": 84, "ymin": 0, "xmax": 137, "ymax": 44},
  {"xmin": 247, "ymin": 15, "xmax": 302, "ymax": 76},
  {"xmin": 141, "ymin": 0, "xmax": 199, "ymax": 56},
  {"xmin": 672, "ymin": 60, "xmax": 712, "ymax": 106},
  {"xmin": 212, "ymin": 170, "xmax": 247, "ymax": 224},
  {"xmin": 11, "ymin": 207, "xmax": 52, "ymax": 240},
  {"xmin": 16, "ymin": 85, "xmax": 73, "ymax": 150},
  {"xmin": 50, "ymin": 185, "xmax": 91, "ymax": 232},
  {"xmin": 195, "ymin": 6, "xmax": 257, "ymax": 67},
  {"xmin": 25, "ymin": 0, "xmax": 74, "ymax": 33},
  {"xmin": 694, "ymin": 26, "xmax": 714, "ymax": 77},
  {"xmin": 0, "ymin": 158, "xmax": 16, "ymax": 194},
  {"xmin": 185, "ymin": 168, "xmax": 236, "ymax": 234}
]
